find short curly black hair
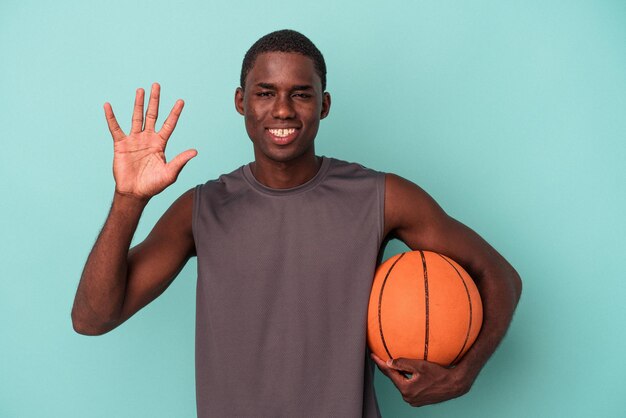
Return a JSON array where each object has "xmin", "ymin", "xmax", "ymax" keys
[{"xmin": 240, "ymin": 29, "xmax": 327, "ymax": 91}]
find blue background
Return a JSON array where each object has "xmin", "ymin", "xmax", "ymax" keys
[{"xmin": 1, "ymin": 1, "xmax": 625, "ymax": 417}]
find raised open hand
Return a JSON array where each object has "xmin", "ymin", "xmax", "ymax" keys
[{"xmin": 104, "ymin": 83, "xmax": 197, "ymax": 199}]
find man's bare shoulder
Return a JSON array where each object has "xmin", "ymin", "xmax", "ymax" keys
[{"xmin": 383, "ymin": 173, "xmax": 447, "ymax": 239}]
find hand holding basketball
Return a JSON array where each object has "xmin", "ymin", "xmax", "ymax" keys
[
  {"xmin": 370, "ymin": 353, "xmax": 471, "ymax": 407},
  {"xmin": 367, "ymin": 250, "xmax": 483, "ymax": 406},
  {"xmin": 104, "ymin": 83, "xmax": 197, "ymax": 199}
]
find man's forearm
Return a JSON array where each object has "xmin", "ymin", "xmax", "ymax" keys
[
  {"xmin": 453, "ymin": 262, "xmax": 522, "ymax": 388},
  {"xmin": 71, "ymin": 192, "xmax": 149, "ymax": 335}
]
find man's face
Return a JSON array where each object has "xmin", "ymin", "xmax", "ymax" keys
[{"xmin": 235, "ymin": 52, "xmax": 331, "ymax": 165}]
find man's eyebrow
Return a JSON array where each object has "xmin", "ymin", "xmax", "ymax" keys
[{"xmin": 254, "ymin": 83, "xmax": 314, "ymax": 91}]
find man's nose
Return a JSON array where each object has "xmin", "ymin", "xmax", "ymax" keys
[{"xmin": 272, "ymin": 95, "xmax": 296, "ymax": 119}]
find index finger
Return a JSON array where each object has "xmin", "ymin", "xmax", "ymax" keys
[
  {"xmin": 104, "ymin": 102, "xmax": 126, "ymax": 142},
  {"xmin": 158, "ymin": 99, "xmax": 184, "ymax": 141},
  {"xmin": 371, "ymin": 354, "xmax": 411, "ymax": 389}
]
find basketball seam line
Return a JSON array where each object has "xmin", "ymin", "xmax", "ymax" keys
[
  {"xmin": 378, "ymin": 252, "xmax": 406, "ymax": 360},
  {"xmin": 438, "ymin": 253, "xmax": 473, "ymax": 366},
  {"xmin": 419, "ymin": 251, "xmax": 430, "ymax": 361}
]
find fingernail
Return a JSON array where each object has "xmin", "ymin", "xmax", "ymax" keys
[{"xmin": 386, "ymin": 359, "xmax": 393, "ymax": 367}]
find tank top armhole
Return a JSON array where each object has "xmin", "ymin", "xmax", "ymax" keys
[
  {"xmin": 376, "ymin": 171, "xmax": 386, "ymax": 246},
  {"xmin": 192, "ymin": 184, "xmax": 203, "ymax": 244}
]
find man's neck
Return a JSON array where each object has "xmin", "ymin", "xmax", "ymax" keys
[{"xmin": 250, "ymin": 154, "xmax": 322, "ymax": 189}]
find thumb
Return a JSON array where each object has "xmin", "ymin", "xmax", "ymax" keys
[
  {"xmin": 387, "ymin": 357, "xmax": 420, "ymax": 373},
  {"xmin": 166, "ymin": 149, "xmax": 198, "ymax": 180}
]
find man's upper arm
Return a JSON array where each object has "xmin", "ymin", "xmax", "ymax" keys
[
  {"xmin": 384, "ymin": 173, "xmax": 510, "ymax": 278},
  {"xmin": 118, "ymin": 188, "xmax": 196, "ymax": 324}
]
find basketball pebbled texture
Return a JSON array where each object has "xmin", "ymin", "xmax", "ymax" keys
[{"xmin": 367, "ymin": 250, "xmax": 483, "ymax": 366}]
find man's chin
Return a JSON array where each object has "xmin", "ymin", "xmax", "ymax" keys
[{"xmin": 254, "ymin": 144, "xmax": 315, "ymax": 165}]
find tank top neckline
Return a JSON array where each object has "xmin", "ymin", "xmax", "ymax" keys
[{"xmin": 242, "ymin": 156, "xmax": 331, "ymax": 196}]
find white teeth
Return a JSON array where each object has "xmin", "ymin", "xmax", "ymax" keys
[{"xmin": 268, "ymin": 128, "xmax": 296, "ymax": 137}]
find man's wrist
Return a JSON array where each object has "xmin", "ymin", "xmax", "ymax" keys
[
  {"xmin": 449, "ymin": 360, "xmax": 480, "ymax": 395},
  {"xmin": 113, "ymin": 189, "xmax": 151, "ymax": 210}
]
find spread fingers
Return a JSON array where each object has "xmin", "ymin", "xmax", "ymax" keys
[
  {"xmin": 104, "ymin": 102, "xmax": 126, "ymax": 142},
  {"xmin": 158, "ymin": 99, "xmax": 184, "ymax": 141},
  {"xmin": 130, "ymin": 88, "xmax": 145, "ymax": 134},
  {"xmin": 144, "ymin": 82, "xmax": 160, "ymax": 132}
]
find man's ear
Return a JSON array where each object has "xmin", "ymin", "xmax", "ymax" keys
[
  {"xmin": 320, "ymin": 92, "xmax": 331, "ymax": 119},
  {"xmin": 235, "ymin": 87, "xmax": 245, "ymax": 115}
]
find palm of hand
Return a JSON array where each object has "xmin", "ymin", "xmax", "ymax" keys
[
  {"xmin": 113, "ymin": 132, "xmax": 171, "ymax": 197},
  {"xmin": 104, "ymin": 83, "xmax": 197, "ymax": 199}
]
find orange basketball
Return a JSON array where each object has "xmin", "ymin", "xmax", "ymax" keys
[{"xmin": 367, "ymin": 250, "xmax": 483, "ymax": 366}]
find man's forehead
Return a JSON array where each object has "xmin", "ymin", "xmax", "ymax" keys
[{"xmin": 246, "ymin": 52, "xmax": 322, "ymax": 88}]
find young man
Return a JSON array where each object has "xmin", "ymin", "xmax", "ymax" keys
[{"xmin": 72, "ymin": 30, "xmax": 521, "ymax": 417}]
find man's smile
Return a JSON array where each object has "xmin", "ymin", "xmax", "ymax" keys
[
  {"xmin": 266, "ymin": 127, "xmax": 299, "ymax": 145},
  {"xmin": 268, "ymin": 128, "xmax": 296, "ymax": 137}
]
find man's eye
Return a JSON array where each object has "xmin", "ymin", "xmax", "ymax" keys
[
  {"xmin": 293, "ymin": 93, "xmax": 311, "ymax": 99},
  {"xmin": 257, "ymin": 92, "xmax": 273, "ymax": 97}
]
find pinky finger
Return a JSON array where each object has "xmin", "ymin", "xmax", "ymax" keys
[{"xmin": 104, "ymin": 103, "xmax": 126, "ymax": 142}]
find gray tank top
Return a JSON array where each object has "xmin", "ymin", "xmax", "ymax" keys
[{"xmin": 192, "ymin": 156, "xmax": 385, "ymax": 417}]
